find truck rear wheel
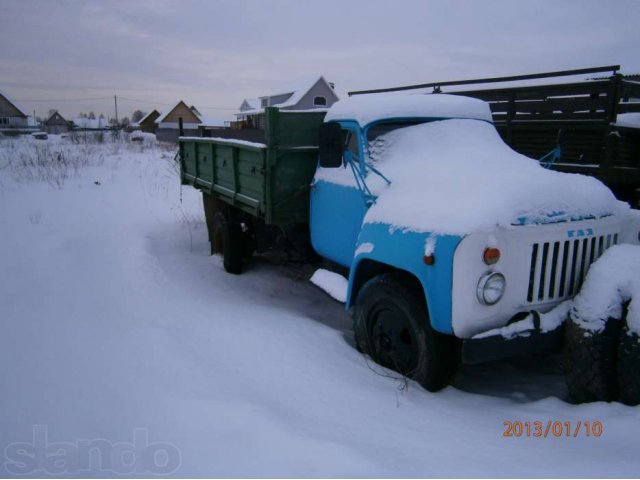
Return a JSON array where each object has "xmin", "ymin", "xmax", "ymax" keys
[
  {"xmin": 353, "ymin": 273, "xmax": 459, "ymax": 392},
  {"xmin": 212, "ymin": 212, "xmax": 244, "ymax": 274},
  {"xmin": 563, "ymin": 313, "xmax": 620, "ymax": 403}
]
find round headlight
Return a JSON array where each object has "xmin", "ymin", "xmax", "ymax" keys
[{"xmin": 476, "ymin": 272, "xmax": 506, "ymax": 305}]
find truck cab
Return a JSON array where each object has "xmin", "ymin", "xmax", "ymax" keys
[{"xmin": 311, "ymin": 93, "xmax": 640, "ymax": 391}]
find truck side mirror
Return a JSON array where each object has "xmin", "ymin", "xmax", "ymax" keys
[{"xmin": 318, "ymin": 123, "xmax": 345, "ymax": 168}]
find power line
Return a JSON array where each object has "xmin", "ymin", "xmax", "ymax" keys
[
  {"xmin": 16, "ymin": 95, "xmax": 238, "ymax": 111},
  {"xmin": 16, "ymin": 97, "xmax": 114, "ymax": 102},
  {"xmin": 116, "ymin": 96, "xmax": 174, "ymax": 106}
]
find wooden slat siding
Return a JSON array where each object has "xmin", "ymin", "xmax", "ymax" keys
[
  {"xmin": 496, "ymin": 125, "xmax": 608, "ymax": 165},
  {"xmin": 456, "ymin": 78, "xmax": 625, "ymax": 181},
  {"xmin": 601, "ymin": 75, "xmax": 623, "ymax": 171},
  {"xmin": 454, "ymin": 80, "xmax": 612, "ymax": 103},
  {"xmin": 616, "ymin": 130, "xmax": 640, "ymax": 168},
  {"xmin": 505, "ymin": 91, "xmax": 515, "ymax": 144},
  {"xmin": 618, "ymin": 103, "xmax": 640, "ymax": 114},
  {"xmin": 493, "ymin": 112, "xmax": 609, "ymax": 123},
  {"xmin": 489, "ymin": 97, "xmax": 610, "ymax": 114},
  {"xmin": 621, "ymin": 80, "xmax": 640, "ymax": 100}
]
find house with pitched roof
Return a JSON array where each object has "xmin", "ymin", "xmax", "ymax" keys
[
  {"xmin": 133, "ymin": 109, "xmax": 160, "ymax": 134},
  {"xmin": 235, "ymin": 76, "xmax": 339, "ymax": 129},
  {"xmin": 43, "ymin": 111, "xmax": 72, "ymax": 135},
  {"xmin": 155, "ymin": 100, "xmax": 202, "ymax": 142},
  {"xmin": 0, "ymin": 89, "xmax": 36, "ymax": 134}
]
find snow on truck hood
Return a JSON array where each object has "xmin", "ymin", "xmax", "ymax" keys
[{"xmin": 316, "ymin": 118, "xmax": 629, "ymax": 235}]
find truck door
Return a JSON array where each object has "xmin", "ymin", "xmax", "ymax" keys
[{"xmin": 310, "ymin": 126, "xmax": 369, "ymax": 268}]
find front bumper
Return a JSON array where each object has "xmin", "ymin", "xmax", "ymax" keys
[{"xmin": 461, "ymin": 311, "xmax": 564, "ymax": 364}]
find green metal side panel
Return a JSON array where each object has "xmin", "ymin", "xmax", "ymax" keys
[
  {"xmin": 179, "ymin": 107, "xmax": 325, "ymax": 229},
  {"xmin": 182, "ymin": 143, "xmax": 197, "ymax": 179},
  {"xmin": 180, "ymin": 137, "xmax": 267, "ymax": 217},
  {"xmin": 263, "ymin": 108, "xmax": 325, "ymax": 229},
  {"xmin": 277, "ymin": 111, "xmax": 327, "ymax": 146},
  {"xmin": 270, "ymin": 148, "xmax": 319, "ymax": 228}
]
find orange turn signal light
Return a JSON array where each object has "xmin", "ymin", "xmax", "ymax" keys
[
  {"xmin": 423, "ymin": 255, "xmax": 435, "ymax": 265},
  {"xmin": 483, "ymin": 247, "xmax": 501, "ymax": 265}
]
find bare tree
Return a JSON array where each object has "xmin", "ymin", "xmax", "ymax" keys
[{"xmin": 131, "ymin": 110, "xmax": 146, "ymax": 123}]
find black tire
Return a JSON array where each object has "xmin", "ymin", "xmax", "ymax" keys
[
  {"xmin": 618, "ymin": 321, "xmax": 640, "ymax": 406},
  {"xmin": 212, "ymin": 213, "xmax": 226, "ymax": 255},
  {"xmin": 212, "ymin": 212, "xmax": 244, "ymax": 274},
  {"xmin": 353, "ymin": 273, "xmax": 460, "ymax": 392},
  {"xmin": 563, "ymin": 312, "xmax": 620, "ymax": 403}
]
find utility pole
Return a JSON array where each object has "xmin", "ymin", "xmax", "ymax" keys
[{"xmin": 114, "ymin": 94, "xmax": 119, "ymax": 127}]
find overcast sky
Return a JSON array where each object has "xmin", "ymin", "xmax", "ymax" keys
[{"xmin": 2, "ymin": 0, "xmax": 639, "ymax": 120}]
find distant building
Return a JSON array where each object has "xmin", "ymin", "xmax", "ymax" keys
[
  {"xmin": 233, "ymin": 98, "xmax": 261, "ymax": 129},
  {"xmin": 155, "ymin": 101, "xmax": 201, "ymax": 142},
  {"xmin": 133, "ymin": 109, "xmax": 160, "ymax": 134},
  {"xmin": 72, "ymin": 116, "xmax": 110, "ymax": 131},
  {"xmin": 0, "ymin": 89, "xmax": 37, "ymax": 135},
  {"xmin": 235, "ymin": 76, "xmax": 339, "ymax": 130},
  {"xmin": 43, "ymin": 111, "xmax": 72, "ymax": 135},
  {"xmin": 197, "ymin": 116, "xmax": 231, "ymax": 137}
]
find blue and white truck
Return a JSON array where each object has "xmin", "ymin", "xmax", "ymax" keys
[{"xmin": 179, "ymin": 92, "xmax": 640, "ymax": 400}]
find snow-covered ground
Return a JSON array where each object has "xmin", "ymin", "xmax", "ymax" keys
[{"xmin": 1, "ymin": 136, "xmax": 638, "ymax": 478}]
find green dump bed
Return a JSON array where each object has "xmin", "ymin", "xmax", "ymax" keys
[{"xmin": 179, "ymin": 108, "xmax": 326, "ymax": 230}]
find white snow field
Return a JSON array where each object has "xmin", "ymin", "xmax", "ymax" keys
[{"xmin": 1, "ymin": 135, "xmax": 638, "ymax": 478}]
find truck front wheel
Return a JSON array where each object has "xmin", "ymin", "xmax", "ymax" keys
[{"xmin": 353, "ymin": 273, "xmax": 460, "ymax": 392}]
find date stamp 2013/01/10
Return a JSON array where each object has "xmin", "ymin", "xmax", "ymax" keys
[{"xmin": 503, "ymin": 420, "xmax": 603, "ymax": 438}]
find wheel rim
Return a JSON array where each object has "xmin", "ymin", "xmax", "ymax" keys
[{"xmin": 368, "ymin": 304, "xmax": 419, "ymax": 375}]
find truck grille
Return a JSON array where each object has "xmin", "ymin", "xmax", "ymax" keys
[{"xmin": 526, "ymin": 233, "xmax": 618, "ymax": 304}]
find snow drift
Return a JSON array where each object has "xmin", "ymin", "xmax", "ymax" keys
[{"xmin": 571, "ymin": 244, "xmax": 640, "ymax": 334}]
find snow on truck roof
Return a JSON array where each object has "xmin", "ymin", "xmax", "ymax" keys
[{"xmin": 324, "ymin": 93, "xmax": 493, "ymax": 126}]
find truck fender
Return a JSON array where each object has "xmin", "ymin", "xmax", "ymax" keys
[{"xmin": 347, "ymin": 223, "xmax": 463, "ymax": 335}]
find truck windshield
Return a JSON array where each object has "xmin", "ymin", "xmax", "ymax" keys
[
  {"xmin": 366, "ymin": 121, "xmax": 425, "ymax": 163},
  {"xmin": 366, "ymin": 121, "xmax": 424, "ymax": 143}
]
